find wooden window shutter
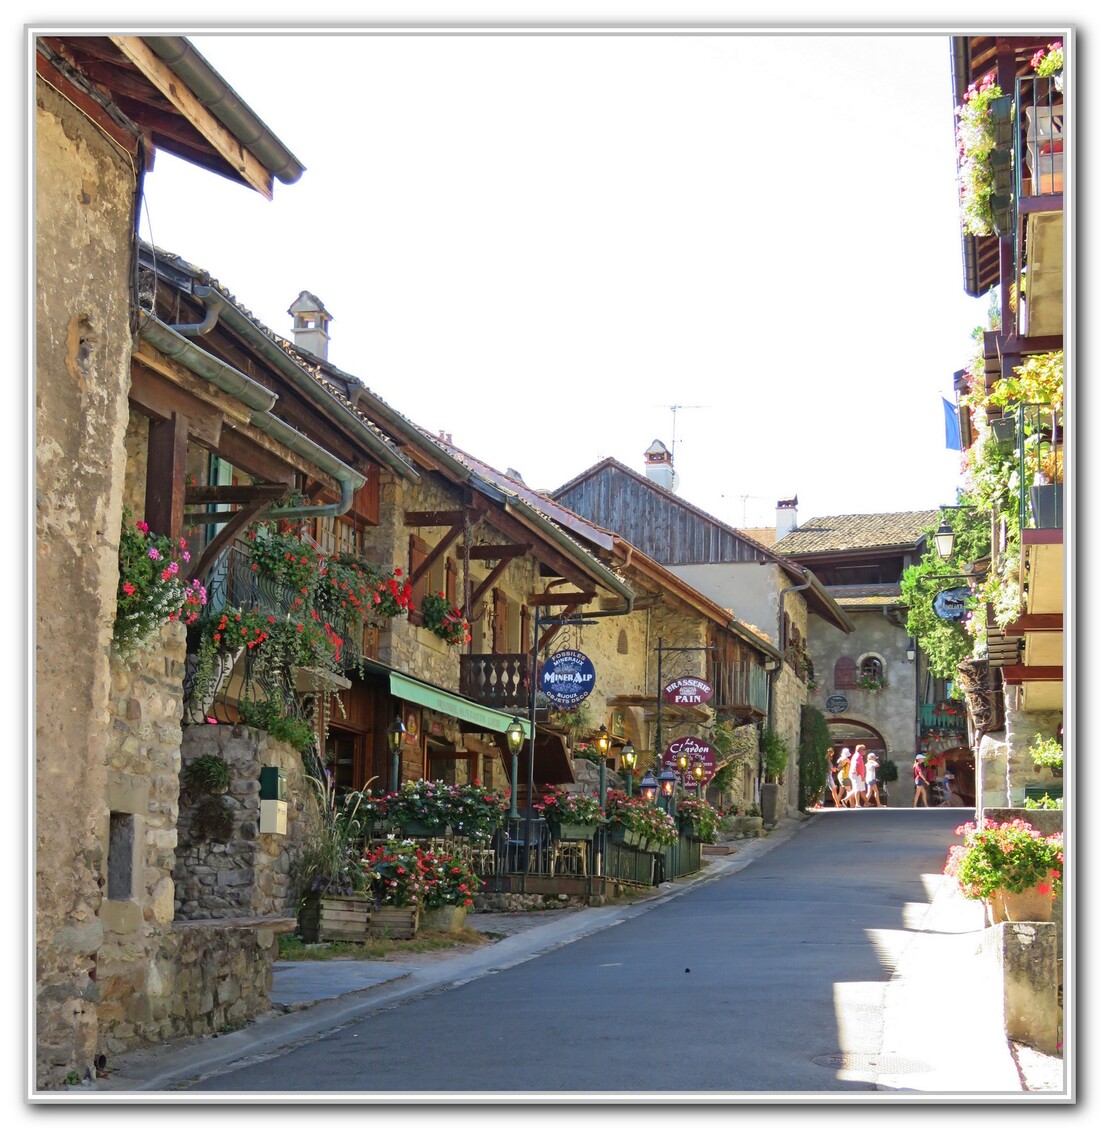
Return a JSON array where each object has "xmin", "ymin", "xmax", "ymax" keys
[
  {"xmin": 834, "ymin": 656, "xmax": 857, "ymax": 689},
  {"xmin": 409, "ymin": 534, "xmax": 428, "ymax": 625}
]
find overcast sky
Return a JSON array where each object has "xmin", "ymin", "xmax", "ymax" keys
[{"xmin": 132, "ymin": 29, "xmax": 996, "ymax": 531}]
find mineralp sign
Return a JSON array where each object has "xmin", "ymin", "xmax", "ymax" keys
[
  {"xmin": 540, "ymin": 649, "xmax": 596, "ymax": 707},
  {"xmin": 662, "ymin": 676, "xmax": 714, "ymax": 706}
]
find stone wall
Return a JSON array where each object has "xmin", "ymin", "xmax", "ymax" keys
[
  {"xmin": 174, "ymin": 725, "xmax": 318, "ymax": 919},
  {"xmin": 34, "ymin": 78, "xmax": 140, "ymax": 1089}
]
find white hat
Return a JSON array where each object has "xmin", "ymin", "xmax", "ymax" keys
[
  {"xmin": 915, "ymin": 754, "xmax": 926, "ymax": 761},
  {"xmin": 867, "ymin": 753, "xmax": 878, "ymax": 762},
  {"xmin": 838, "ymin": 751, "xmax": 851, "ymax": 761}
]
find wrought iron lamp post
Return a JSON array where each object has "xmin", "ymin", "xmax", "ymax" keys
[
  {"xmin": 621, "ymin": 741, "xmax": 636, "ymax": 796},
  {"xmin": 639, "ymin": 769, "xmax": 658, "ymax": 803},
  {"xmin": 595, "ymin": 724, "xmax": 611, "ymax": 805},
  {"xmin": 505, "ymin": 717, "xmax": 525, "ymax": 819},
  {"xmin": 693, "ymin": 760, "xmax": 705, "ymax": 796},
  {"xmin": 657, "ymin": 767, "xmax": 678, "ymax": 814},
  {"xmin": 387, "ymin": 715, "xmax": 406, "ymax": 793}
]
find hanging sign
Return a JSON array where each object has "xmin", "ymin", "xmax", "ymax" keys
[
  {"xmin": 663, "ymin": 736, "xmax": 717, "ymax": 785},
  {"xmin": 662, "ymin": 676, "xmax": 714, "ymax": 707},
  {"xmin": 539, "ymin": 649, "xmax": 596, "ymax": 707},
  {"xmin": 933, "ymin": 586, "xmax": 973, "ymax": 622},
  {"xmin": 825, "ymin": 694, "xmax": 849, "ymax": 715}
]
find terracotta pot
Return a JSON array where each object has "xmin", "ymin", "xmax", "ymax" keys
[
  {"xmin": 1001, "ymin": 882, "xmax": 1055, "ymax": 923},
  {"xmin": 984, "ymin": 889, "xmax": 1008, "ymax": 927}
]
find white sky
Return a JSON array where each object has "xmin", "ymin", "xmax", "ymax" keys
[{"xmin": 135, "ymin": 29, "xmax": 992, "ymax": 531}]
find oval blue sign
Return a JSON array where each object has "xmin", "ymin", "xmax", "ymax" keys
[
  {"xmin": 933, "ymin": 586, "xmax": 973, "ymax": 622},
  {"xmin": 540, "ymin": 649, "xmax": 596, "ymax": 707}
]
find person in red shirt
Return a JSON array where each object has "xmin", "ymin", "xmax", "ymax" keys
[{"xmin": 912, "ymin": 754, "xmax": 931, "ymax": 807}]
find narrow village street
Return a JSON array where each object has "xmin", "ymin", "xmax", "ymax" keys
[{"xmin": 104, "ymin": 809, "xmax": 1046, "ymax": 1097}]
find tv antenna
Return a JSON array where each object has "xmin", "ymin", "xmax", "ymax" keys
[{"xmin": 668, "ymin": 404, "xmax": 706, "ymax": 462}]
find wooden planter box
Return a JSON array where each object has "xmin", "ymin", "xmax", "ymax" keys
[
  {"xmin": 298, "ymin": 894, "xmax": 372, "ymax": 944},
  {"xmin": 369, "ymin": 906, "xmax": 420, "ymax": 939}
]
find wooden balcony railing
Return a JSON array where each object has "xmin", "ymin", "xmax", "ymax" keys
[
  {"xmin": 459, "ymin": 653, "xmax": 530, "ymax": 712},
  {"xmin": 711, "ymin": 662, "xmax": 769, "ymax": 716}
]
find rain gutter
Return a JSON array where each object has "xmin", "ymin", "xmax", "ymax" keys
[
  {"xmin": 192, "ymin": 286, "xmax": 420, "ymax": 485},
  {"xmin": 142, "ymin": 37, "xmax": 305, "ymax": 184},
  {"xmin": 136, "ymin": 312, "xmax": 365, "ymax": 519}
]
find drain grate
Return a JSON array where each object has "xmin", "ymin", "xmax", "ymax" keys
[{"xmin": 812, "ymin": 1052, "xmax": 932, "ymax": 1074}]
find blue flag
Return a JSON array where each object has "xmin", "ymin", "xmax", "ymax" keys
[{"xmin": 942, "ymin": 397, "xmax": 962, "ymax": 451}]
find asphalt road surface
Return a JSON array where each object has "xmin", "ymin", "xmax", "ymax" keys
[{"xmin": 183, "ymin": 808, "xmax": 968, "ymax": 1096}]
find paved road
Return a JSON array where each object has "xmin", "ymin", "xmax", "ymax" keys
[{"xmin": 178, "ymin": 807, "xmax": 1008, "ymax": 1096}]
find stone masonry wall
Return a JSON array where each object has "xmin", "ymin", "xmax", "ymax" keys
[
  {"xmin": 35, "ymin": 78, "xmax": 140, "ymax": 1089},
  {"xmin": 95, "ymin": 621, "xmax": 187, "ymax": 1062},
  {"xmin": 174, "ymin": 725, "xmax": 317, "ymax": 919}
]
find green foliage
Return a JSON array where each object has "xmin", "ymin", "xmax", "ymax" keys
[
  {"xmin": 878, "ymin": 759, "xmax": 899, "ymax": 784},
  {"xmin": 420, "ymin": 592, "xmax": 471, "ymax": 645},
  {"xmin": 237, "ymin": 696, "xmax": 317, "ymax": 755},
  {"xmin": 900, "ymin": 507, "xmax": 990, "ymax": 682},
  {"xmin": 295, "ymin": 776, "xmax": 374, "ymax": 897},
  {"xmin": 955, "ymin": 72, "xmax": 1004, "ymax": 236},
  {"xmin": 676, "ymin": 796, "xmax": 720, "ymax": 843},
  {"xmin": 760, "ymin": 727, "xmax": 789, "ymax": 783},
  {"xmin": 945, "ymin": 818, "xmax": 1063, "ymax": 899},
  {"xmin": 189, "ymin": 795, "xmax": 235, "ymax": 842},
  {"xmin": 797, "ymin": 706, "xmax": 830, "ymax": 811},
  {"xmin": 1024, "ymin": 794, "xmax": 1063, "ymax": 810},
  {"xmin": 181, "ymin": 754, "xmax": 230, "ymax": 797},
  {"xmin": 1029, "ymin": 734, "xmax": 1063, "ymax": 770},
  {"xmin": 535, "ymin": 784, "xmax": 603, "ymax": 826}
]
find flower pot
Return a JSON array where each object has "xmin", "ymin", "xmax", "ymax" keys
[
  {"xmin": 369, "ymin": 905, "xmax": 420, "ymax": 939},
  {"xmin": 1001, "ymin": 883, "xmax": 1055, "ymax": 923},
  {"xmin": 608, "ymin": 824, "xmax": 641, "ymax": 848},
  {"xmin": 395, "ymin": 819, "xmax": 437, "ymax": 838},
  {"xmin": 422, "ymin": 905, "xmax": 468, "ymax": 933},
  {"xmin": 551, "ymin": 822, "xmax": 597, "ymax": 841},
  {"xmin": 298, "ymin": 893, "xmax": 371, "ymax": 944},
  {"xmin": 984, "ymin": 890, "xmax": 1008, "ymax": 927}
]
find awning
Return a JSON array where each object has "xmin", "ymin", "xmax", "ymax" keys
[{"xmin": 389, "ymin": 672, "xmax": 531, "ymax": 738}]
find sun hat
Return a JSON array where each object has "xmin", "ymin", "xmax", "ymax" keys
[
  {"xmin": 915, "ymin": 753, "xmax": 926, "ymax": 761},
  {"xmin": 838, "ymin": 751, "xmax": 851, "ymax": 761},
  {"xmin": 867, "ymin": 753, "xmax": 878, "ymax": 761}
]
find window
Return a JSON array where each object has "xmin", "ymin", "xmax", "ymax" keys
[{"xmin": 107, "ymin": 812, "xmax": 135, "ymax": 901}]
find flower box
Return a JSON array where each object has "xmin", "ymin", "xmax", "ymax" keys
[
  {"xmin": 550, "ymin": 822, "xmax": 598, "ymax": 841},
  {"xmin": 298, "ymin": 894, "xmax": 372, "ymax": 944},
  {"xmin": 608, "ymin": 823, "xmax": 641, "ymax": 848},
  {"xmin": 369, "ymin": 906, "xmax": 420, "ymax": 939}
]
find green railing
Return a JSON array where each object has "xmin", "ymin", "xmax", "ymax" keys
[{"xmin": 919, "ymin": 703, "xmax": 968, "ymax": 732}]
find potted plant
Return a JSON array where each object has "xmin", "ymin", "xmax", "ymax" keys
[
  {"xmin": 856, "ymin": 672, "xmax": 887, "ymax": 693},
  {"xmin": 295, "ymin": 777, "xmax": 374, "ymax": 943},
  {"xmin": 420, "ymin": 592, "xmax": 471, "ymax": 645},
  {"xmin": 603, "ymin": 789, "xmax": 644, "ymax": 847},
  {"xmin": 1031, "ymin": 40, "xmax": 1064, "ymax": 90},
  {"xmin": 444, "ymin": 780, "xmax": 508, "ymax": 842},
  {"xmin": 1029, "ymin": 733, "xmax": 1063, "ymax": 778},
  {"xmin": 535, "ymin": 784, "xmax": 602, "ymax": 840},
  {"xmin": 420, "ymin": 847, "xmax": 482, "ymax": 932},
  {"xmin": 676, "ymin": 796, "xmax": 719, "ymax": 844},
  {"xmin": 113, "ymin": 509, "xmax": 207, "ymax": 655},
  {"xmin": 385, "ymin": 779, "xmax": 453, "ymax": 837},
  {"xmin": 362, "ymin": 840, "xmax": 430, "ymax": 938},
  {"xmin": 760, "ymin": 728, "xmax": 789, "ymax": 826},
  {"xmin": 944, "ymin": 818, "xmax": 1063, "ymax": 923}
]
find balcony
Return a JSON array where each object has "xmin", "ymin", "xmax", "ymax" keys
[
  {"xmin": 919, "ymin": 702, "xmax": 968, "ymax": 734},
  {"xmin": 459, "ymin": 653, "xmax": 530, "ymax": 713},
  {"xmin": 711, "ymin": 662, "xmax": 769, "ymax": 717}
]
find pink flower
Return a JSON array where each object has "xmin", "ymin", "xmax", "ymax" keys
[
  {"xmin": 136, "ymin": 520, "xmax": 149, "ymax": 533},
  {"xmin": 148, "ymin": 548, "xmax": 160, "ymax": 560},
  {"xmin": 122, "ymin": 581, "xmax": 136, "ymax": 595},
  {"xmin": 206, "ymin": 718, "xmax": 218, "ymax": 724}
]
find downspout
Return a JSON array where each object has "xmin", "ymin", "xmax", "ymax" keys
[{"xmin": 136, "ymin": 312, "xmax": 365, "ymax": 519}]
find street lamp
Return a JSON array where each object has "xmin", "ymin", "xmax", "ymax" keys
[
  {"xmin": 595, "ymin": 724, "xmax": 611, "ymax": 805},
  {"xmin": 505, "ymin": 717, "xmax": 525, "ymax": 819},
  {"xmin": 621, "ymin": 741, "xmax": 636, "ymax": 797},
  {"xmin": 933, "ymin": 518, "xmax": 956, "ymax": 560},
  {"xmin": 639, "ymin": 769, "xmax": 658, "ymax": 803},
  {"xmin": 693, "ymin": 761, "xmax": 705, "ymax": 796},
  {"xmin": 657, "ymin": 767, "xmax": 677, "ymax": 813},
  {"xmin": 906, "ymin": 638, "xmax": 917, "ymax": 663},
  {"xmin": 387, "ymin": 715, "xmax": 406, "ymax": 793}
]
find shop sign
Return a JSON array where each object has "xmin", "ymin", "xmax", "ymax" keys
[
  {"xmin": 933, "ymin": 586, "xmax": 973, "ymax": 622},
  {"xmin": 663, "ymin": 735, "xmax": 717, "ymax": 784},
  {"xmin": 662, "ymin": 676, "xmax": 714, "ymax": 706},
  {"xmin": 540, "ymin": 649, "xmax": 596, "ymax": 707}
]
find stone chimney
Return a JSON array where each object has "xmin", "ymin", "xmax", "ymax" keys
[
  {"xmin": 644, "ymin": 440, "xmax": 678, "ymax": 493},
  {"xmin": 288, "ymin": 291, "xmax": 332, "ymax": 360},
  {"xmin": 776, "ymin": 496, "xmax": 798, "ymax": 539}
]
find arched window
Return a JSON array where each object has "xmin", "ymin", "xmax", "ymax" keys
[{"xmin": 858, "ymin": 654, "xmax": 886, "ymax": 690}]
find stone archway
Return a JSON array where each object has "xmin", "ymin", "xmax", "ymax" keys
[{"xmin": 824, "ymin": 718, "xmax": 887, "ymax": 755}]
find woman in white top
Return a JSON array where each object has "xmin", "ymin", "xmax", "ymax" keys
[{"xmin": 864, "ymin": 752, "xmax": 882, "ymax": 806}]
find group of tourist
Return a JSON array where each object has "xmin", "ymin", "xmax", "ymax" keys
[{"xmin": 825, "ymin": 744, "xmax": 882, "ymax": 808}]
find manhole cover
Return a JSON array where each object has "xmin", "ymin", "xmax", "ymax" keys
[{"xmin": 812, "ymin": 1052, "xmax": 932, "ymax": 1074}]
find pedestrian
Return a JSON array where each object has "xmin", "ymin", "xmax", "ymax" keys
[
  {"xmin": 837, "ymin": 749, "xmax": 852, "ymax": 806},
  {"xmin": 864, "ymin": 752, "xmax": 882, "ymax": 807},
  {"xmin": 941, "ymin": 769, "xmax": 962, "ymax": 807},
  {"xmin": 825, "ymin": 748, "xmax": 844, "ymax": 809},
  {"xmin": 913, "ymin": 754, "xmax": 931, "ymax": 807},
  {"xmin": 847, "ymin": 744, "xmax": 866, "ymax": 807}
]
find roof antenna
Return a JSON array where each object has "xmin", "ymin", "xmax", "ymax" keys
[{"xmin": 669, "ymin": 404, "xmax": 705, "ymax": 463}]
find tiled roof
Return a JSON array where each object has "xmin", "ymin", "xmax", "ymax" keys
[
  {"xmin": 735, "ymin": 527, "xmax": 776, "ymax": 547},
  {"xmin": 773, "ymin": 512, "xmax": 938, "ymax": 555},
  {"xmin": 828, "ymin": 584, "xmax": 905, "ymax": 608}
]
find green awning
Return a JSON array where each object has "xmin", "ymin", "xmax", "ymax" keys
[{"xmin": 389, "ymin": 672, "xmax": 531, "ymax": 738}]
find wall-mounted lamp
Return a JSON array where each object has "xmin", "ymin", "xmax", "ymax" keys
[
  {"xmin": 906, "ymin": 638, "xmax": 917, "ymax": 663},
  {"xmin": 933, "ymin": 505, "xmax": 978, "ymax": 560},
  {"xmin": 387, "ymin": 715, "xmax": 406, "ymax": 793}
]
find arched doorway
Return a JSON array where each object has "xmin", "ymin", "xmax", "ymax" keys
[{"xmin": 824, "ymin": 719, "xmax": 888, "ymax": 805}]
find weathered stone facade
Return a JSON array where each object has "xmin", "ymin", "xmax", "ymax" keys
[{"xmin": 35, "ymin": 78, "xmax": 140, "ymax": 1088}]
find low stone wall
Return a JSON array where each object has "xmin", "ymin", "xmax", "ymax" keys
[{"xmin": 97, "ymin": 918, "xmax": 292, "ymax": 1056}]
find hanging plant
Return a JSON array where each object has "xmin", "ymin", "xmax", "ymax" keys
[
  {"xmin": 181, "ymin": 753, "xmax": 230, "ymax": 799},
  {"xmin": 955, "ymin": 71, "xmax": 1005, "ymax": 236},
  {"xmin": 420, "ymin": 592, "xmax": 471, "ymax": 645}
]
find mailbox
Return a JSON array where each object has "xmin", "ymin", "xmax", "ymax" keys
[
  {"xmin": 260, "ymin": 766, "xmax": 287, "ymax": 801},
  {"xmin": 259, "ymin": 799, "xmax": 287, "ymax": 835}
]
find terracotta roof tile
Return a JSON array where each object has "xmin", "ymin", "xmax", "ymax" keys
[{"xmin": 773, "ymin": 512, "xmax": 938, "ymax": 555}]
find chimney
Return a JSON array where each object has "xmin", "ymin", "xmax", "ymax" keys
[
  {"xmin": 644, "ymin": 440, "xmax": 679, "ymax": 493},
  {"xmin": 288, "ymin": 291, "xmax": 332, "ymax": 361},
  {"xmin": 776, "ymin": 496, "xmax": 798, "ymax": 539}
]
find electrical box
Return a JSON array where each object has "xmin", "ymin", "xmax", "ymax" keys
[
  {"xmin": 260, "ymin": 766, "xmax": 287, "ymax": 802},
  {"xmin": 260, "ymin": 798, "xmax": 288, "ymax": 835}
]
